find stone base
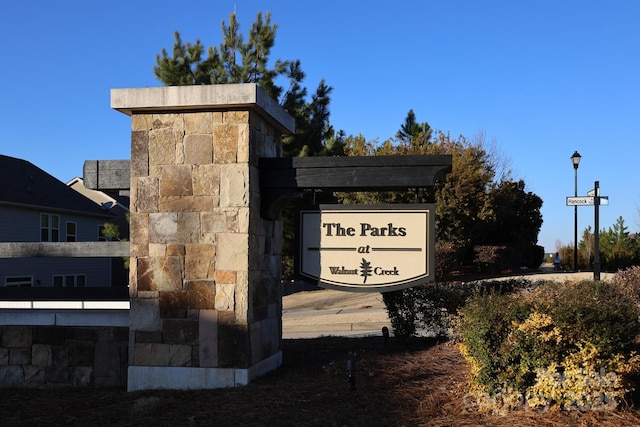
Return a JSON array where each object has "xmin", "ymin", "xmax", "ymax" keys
[
  {"xmin": 127, "ymin": 351, "xmax": 282, "ymax": 391},
  {"xmin": 0, "ymin": 323, "xmax": 128, "ymax": 388}
]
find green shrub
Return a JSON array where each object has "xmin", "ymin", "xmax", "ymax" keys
[
  {"xmin": 473, "ymin": 245, "xmax": 545, "ymax": 273},
  {"xmin": 612, "ymin": 265, "xmax": 640, "ymax": 306},
  {"xmin": 383, "ymin": 279, "xmax": 534, "ymax": 341},
  {"xmin": 533, "ymin": 281, "xmax": 638, "ymax": 357},
  {"xmin": 456, "ymin": 290, "xmax": 534, "ymax": 393},
  {"xmin": 473, "ymin": 245, "xmax": 508, "ymax": 273},
  {"xmin": 434, "ymin": 241, "xmax": 461, "ymax": 281},
  {"xmin": 383, "ymin": 282, "xmax": 477, "ymax": 340},
  {"xmin": 456, "ymin": 280, "xmax": 640, "ymax": 412}
]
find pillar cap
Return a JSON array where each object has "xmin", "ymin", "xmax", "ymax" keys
[{"xmin": 111, "ymin": 83, "xmax": 294, "ymax": 134}]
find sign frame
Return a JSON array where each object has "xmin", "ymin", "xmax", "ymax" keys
[{"xmin": 297, "ymin": 204, "xmax": 435, "ymax": 293}]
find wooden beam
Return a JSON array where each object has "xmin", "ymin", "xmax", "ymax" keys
[
  {"xmin": 259, "ymin": 155, "xmax": 452, "ymax": 191},
  {"xmin": 83, "ymin": 160, "xmax": 130, "ymax": 191},
  {"xmin": 0, "ymin": 242, "xmax": 130, "ymax": 258},
  {"xmin": 258, "ymin": 154, "xmax": 452, "ymax": 219},
  {"xmin": 84, "ymin": 155, "xmax": 453, "ymax": 192},
  {"xmin": 83, "ymin": 155, "xmax": 453, "ymax": 220}
]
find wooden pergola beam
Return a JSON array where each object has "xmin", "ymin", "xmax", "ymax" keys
[
  {"xmin": 83, "ymin": 155, "xmax": 453, "ymax": 220},
  {"xmin": 258, "ymin": 155, "xmax": 452, "ymax": 191},
  {"xmin": 258, "ymin": 155, "xmax": 452, "ymax": 219}
]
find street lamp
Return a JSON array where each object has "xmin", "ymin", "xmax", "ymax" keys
[{"xmin": 571, "ymin": 151, "xmax": 582, "ymax": 271}]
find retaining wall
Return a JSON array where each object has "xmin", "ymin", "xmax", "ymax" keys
[{"xmin": 0, "ymin": 307, "xmax": 129, "ymax": 388}]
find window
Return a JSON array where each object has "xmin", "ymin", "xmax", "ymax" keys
[
  {"xmin": 53, "ymin": 275, "xmax": 86, "ymax": 288},
  {"xmin": 66, "ymin": 222, "xmax": 77, "ymax": 242},
  {"xmin": 5, "ymin": 276, "xmax": 33, "ymax": 287},
  {"xmin": 98, "ymin": 225, "xmax": 108, "ymax": 241},
  {"xmin": 40, "ymin": 213, "xmax": 60, "ymax": 242}
]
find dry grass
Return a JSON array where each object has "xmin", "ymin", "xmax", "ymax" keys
[{"xmin": 2, "ymin": 336, "xmax": 640, "ymax": 426}]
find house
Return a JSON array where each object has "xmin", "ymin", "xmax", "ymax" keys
[
  {"xmin": 66, "ymin": 176, "xmax": 130, "ymax": 242},
  {"xmin": 0, "ymin": 154, "xmax": 119, "ymax": 288},
  {"xmin": 66, "ymin": 176, "xmax": 130, "ymax": 287}
]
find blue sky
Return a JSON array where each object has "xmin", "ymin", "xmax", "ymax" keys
[{"xmin": 1, "ymin": 0, "xmax": 638, "ymax": 253}]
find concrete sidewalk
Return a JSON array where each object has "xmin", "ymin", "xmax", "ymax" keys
[{"xmin": 282, "ymin": 307, "xmax": 391, "ymax": 339}]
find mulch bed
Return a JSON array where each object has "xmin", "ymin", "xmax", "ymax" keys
[{"xmin": 2, "ymin": 336, "xmax": 640, "ymax": 426}]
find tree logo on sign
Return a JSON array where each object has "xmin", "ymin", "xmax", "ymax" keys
[{"xmin": 359, "ymin": 258, "xmax": 373, "ymax": 283}]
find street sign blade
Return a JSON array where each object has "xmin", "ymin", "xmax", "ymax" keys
[
  {"xmin": 566, "ymin": 196, "xmax": 609, "ymax": 206},
  {"xmin": 567, "ymin": 196, "xmax": 594, "ymax": 206}
]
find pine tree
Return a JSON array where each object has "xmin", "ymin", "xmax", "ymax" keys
[
  {"xmin": 396, "ymin": 109, "xmax": 433, "ymax": 151},
  {"xmin": 600, "ymin": 216, "xmax": 635, "ymax": 270},
  {"xmin": 153, "ymin": 11, "xmax": 335, "ymax": 157},
  {"xmin": 282, "ymin": 79, "xmax": 338, "ymax": 157}
]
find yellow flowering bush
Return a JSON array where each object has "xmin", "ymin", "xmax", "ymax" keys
[
  {"xmin": 456, "ymin": 280, "xmax": 640, "ymax": 412},
  {"xmin": 516, "ymin": 312, "xmax": 562, "ymax": 344},
  {"xmin": 528, "ymin": 343, "xmax": 640, "ymax": 411}
]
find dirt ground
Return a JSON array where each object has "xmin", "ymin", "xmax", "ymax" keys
[{"xmin": 2, "ymin": 337, "xmax": 640, "ymax": 426}]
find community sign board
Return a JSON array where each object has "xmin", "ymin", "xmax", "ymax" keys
[{"xmin": 298, "ymin": 205, "xmax": 435, "ymax": 292}]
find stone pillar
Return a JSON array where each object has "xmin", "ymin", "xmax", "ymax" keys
[{"xmin": 111, "ymin": 84, "xmax": 294, "ymax": 391}]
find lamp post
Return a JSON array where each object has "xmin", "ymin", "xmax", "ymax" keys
[{"xmin": 571, "ymin": 151, "xmax": 581, "ymax": 271}]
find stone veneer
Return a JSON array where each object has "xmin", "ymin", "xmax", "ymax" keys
[
  {"xmin": 112, "ymin": 85, "xmax": 294, "ymax": 391},
  {"xmin": 0, "ymin": 325, "xmax": 128, "ymax": 388}
]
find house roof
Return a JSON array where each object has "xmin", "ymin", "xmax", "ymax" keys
[
  {"xmin": 0, "ymin": 155, "xmax": 112, "ymax": 218},
  {"xmin": 66, "ymin": 177, "xmax": 130, "ymax": 213}
]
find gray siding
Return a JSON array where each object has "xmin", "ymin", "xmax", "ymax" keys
[
  {"xmin": 0, "ymin": 205, "xmax": 118, "ymax": 287},
  {"xmin": 0, "ymin": 206, "xmax": 40, "ymax": 241},
  {"xmin": 0, "ymin": 258, "xmax": 114, "ymax": 287},
  {"xmin": 0, "ymin": 205, "xmax": 111, "ymax": 242}
]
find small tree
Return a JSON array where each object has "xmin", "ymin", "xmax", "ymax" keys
[
  {"xmin": 600, "ymin": 216, "xmax": 636, "ymax": 270},
  {"xmin": 579, "ymin": 225, "xmax": 594, "ymax": 268},
  {"xmin": 100, "ymin": 221, "xmax": 130, "ymax": 270}
]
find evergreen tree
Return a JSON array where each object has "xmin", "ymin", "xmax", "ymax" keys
[
  {"xmin": 282, "ymin": 79, "xmax": 339, "ymax": 157},
  {"xmin": 153, "ymin": 11, "xmax": 335, "ymax": 157},
  {"xmin": 153, "ymin": 32, "xmax": 206, "ymax": 85},
  {"xmin": 396, "ymin": 109, "xmax": 433, "ymax": 145},
  {"xmin": 154, "ymin": 12, "xmax": 283, "ymax": 95},
  {"xmin": 600, "ymin": 216, "xmax": 636, "ymax": 270}
]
